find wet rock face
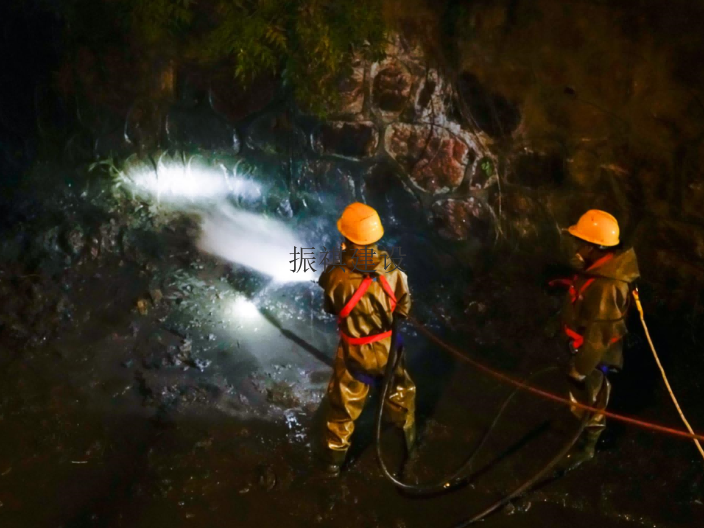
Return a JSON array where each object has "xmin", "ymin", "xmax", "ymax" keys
[
  {"xmin": 295, "ymin": 159, "xmax": 357, "ymax": 210},
  {"xmin": 457, "ymin": 72, "xmax": 520, "ymax": 139},
  {"xmin": 312, "ymin": 122, "xmax": 379, "ymax": 159},
  {"xmin": 385, "ymin": 124, "xmax": 474, "ymax": 194},
  {"xmin": 209, "ymin": 74, "xmax": 277, "ymax": 123},
  {"xmin": 124, "ymin": 103, "xmax": 163, "ymax": 152},
  {"xmin": 507, "ymin": 150, "xmax": 567, "ymax": 189},
  {"xmin": 334, "ymin": 57, "xmax": 366, "ymax": 116},
  {"xmin": 166, "ymin": 105, "xmax": 240, "ymax": 152},
  {"xmin": 362, "ymin": 163, "xmax": 424, "ymax": 230},
  {"xmin": 499, "ymin": 192, "xmax": 547, "ymax": 242},
  {"xmin": 246, "ymin": 112, "xmax": 306, "ymax": 156},
  {"xmin": 372, "ymin": 60, "xmax": 413, "ymax": 115},
  {"xmin": 432, "ymin": 198, "xmax": 491, "ymax": 241}
]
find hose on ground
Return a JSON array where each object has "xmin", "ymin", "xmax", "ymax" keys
[
  {"xmin": 452, "ymin": 412, "xmax": 588, "ymax": 527},
  {"xmin": 374, "ymin": 316, "xmax": 563, "ymax": 495}
]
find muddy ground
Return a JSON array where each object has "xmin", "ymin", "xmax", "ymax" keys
[{"xmin": 0, "ymin": 173, "xmax": 703, "ymax": 528}]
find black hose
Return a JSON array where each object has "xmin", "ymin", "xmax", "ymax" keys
[
  {"xmin": 452, "ymin": 413, "xmax": 588, "ymax": 527},
  {"xmin": 374, "ymin": 317, "xmax": 563, "ymax": 495}
]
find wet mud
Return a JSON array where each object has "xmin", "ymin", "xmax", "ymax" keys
[{"xmin": 0, "ymin": 179, "xmax": 703, "ymax": 528}]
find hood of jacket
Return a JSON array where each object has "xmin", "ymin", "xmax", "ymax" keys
[{"xmin": 587, "ymin": 247, "xmax": 640, "ymax": 283}]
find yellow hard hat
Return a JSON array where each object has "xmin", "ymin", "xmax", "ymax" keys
[
  {"xmin": 337, "ymin": 202, "xmax": 384, "ymax": 245},
  {"xmin": 568, "ymin": 209, "xmax": 620, "ymax": 247}
]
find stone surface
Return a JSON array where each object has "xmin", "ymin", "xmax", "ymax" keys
[
  {"xmin": 506, "ymin": 148, "xmax": 567, "ymax": 189},
  {"xmin": 384, "ymin": 123, "xmax": 474, "ymax": 194},
  {"xmin": 209, "ymin": 74, "xmax": 277, "ymax": 123},
  {"xmin": 361, "ymin": 163, "xmax": 424, "ymax": 230},
  {"xmin": 469, "ymin": 157, "xmax": 496, "ymax": 190},
  {"xmin": 293, "ymin": 159, "xmax": 357, "ymax": 211},
  {"xmin": 246, "ymin": 112, "xmax": 306, "ymax": 156},
  {"xmin": 166, "ymin": 104, "xmax": 239, "ymax": 151},
  {"xmin": 456, "ymin": 72, "xmax": 520, "ymax": 138},
  {"xmin": 311, "ymin": 121, "xmax": 378, "ymax": 159},
  {"xmin": 371, "ymin": 59, "xmax": 414, "ymax": 117},
  {"xmin": 124, "ymin": 102, "xmax": 163, "ymax": 152},
  {"xmin": 413, "ymin": 70, "xmax": 453, "ymax": 124},
  {"xmin": 332, "ymin": 56, "xmax": 366, "ymax": 116},
  {"xmin": 497, "ymin": 192, "xmax": 549, "ymax": 242},
  {"xmin": 431, "ymin": 198, "xmax": 492, "ymax": 241}
]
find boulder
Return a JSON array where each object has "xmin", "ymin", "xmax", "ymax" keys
[
  {"xmin": 311, "ymin": 121, "xmax": 378, "ymax": 159},
  {"xmin": 384, "ymin": 123, "xmax": 474, "ymax": 194},
  {"xmin": 431, "ymin": 198, "xmax": 492, "ymax": 241},
  {"xmin": 333, "ymin": 56, "xmax": 366, "ymax": 116},
  {"xmin": 371, "ymin": 59, "xmax": 414, "ymax": 117}
]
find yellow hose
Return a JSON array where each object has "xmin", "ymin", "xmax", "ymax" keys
[{"xmin": 632, "ymin": 288, "xmax": 704, "ymax": 461}]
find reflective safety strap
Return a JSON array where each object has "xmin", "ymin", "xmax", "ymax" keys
[
  {"xmin": 338, "ymin": 274, "xmax": 396, "ymax": 345},
  {"xmin": 338, "ymin": 276, "xmax": 373, "ymax": 322},
  {"xmin": 340, "ymin": 329, "xmax": 393, "ymax": 346},
  {"xmin": 564, "ymin": 325, "xmax": 585, "ymax": 349},
  {"xmin": 586, "ymin": 253, "xmax": 614, "ymax": 272},
  {"xmin": 564, "ymin": 325, "xmax": 623, "ymax": 350},
  {"xmin": 377, "ymin": 275, "xmax": 397, "ymax": 312},
  {"xmin": 571, "ymin": 277, "xmax": 595, "ymax": 304},
  {"xmin": 549, "ymin": 278, "xmax": 574, "ymax": 288}
]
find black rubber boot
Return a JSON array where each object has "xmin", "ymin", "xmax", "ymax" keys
[
  {"xmin": 313, "ymin": 449, "xmax": 346, "ymax": 479},
  {"xmin": 557, "ymin": 428, "xmax": 603, "ymax": 473}
]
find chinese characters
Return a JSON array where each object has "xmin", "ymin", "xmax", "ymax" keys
[{"xmin": 289, "ymin": 246, "xmax": 405, "ymax": 274}]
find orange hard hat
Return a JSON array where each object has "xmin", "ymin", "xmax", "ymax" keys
[
  {"xmin": 568, "ymin": 209, "xmax": 620, "ymax": 247},
  {"xmin": 337, "ymin": 202, "xmax": 384, "ymax": 245}
]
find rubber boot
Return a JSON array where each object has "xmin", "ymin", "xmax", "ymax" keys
[
  {"xmin": 403, "ymin": 423, "xmax": 417, "ymax": 458},
  {"xmin": 314, "ymin": 448, "xmax": 346, "ymax": 479},
  {"xmin": 557, "ymin": 427, "xmax": 602, "ymax": 473},
  {"xmin": 398, "ymin": 423, "xmax": 418, "ymax": 482}
]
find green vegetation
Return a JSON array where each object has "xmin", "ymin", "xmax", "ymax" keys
[
  {"xmin": 51, "ymin": 0, "xmax": 389, "ymax": 115},
  {"xmin": 480, "ymin": 157, "xmax": 495, "ymax": 179}
]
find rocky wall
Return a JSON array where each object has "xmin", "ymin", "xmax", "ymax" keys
[
  {"xmin": 451, "ymin": 0, "xmax": 704, "ymax": 315},
  {"xmin": 42, "ymin": 1, "xmax": 704, "ymax": 318}
]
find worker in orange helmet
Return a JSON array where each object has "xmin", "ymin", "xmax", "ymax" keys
[
  {"xmin": 554, "ymin": 210, "xmax": 640, "ymax": 471},
  {"xmin": 316, "ymin": 202, "xmax": 415, "ymax": 477}
]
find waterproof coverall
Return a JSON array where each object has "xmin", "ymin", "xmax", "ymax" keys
[
  {"xmin": 561, "ymin": 248, "xmax": 640, "ymax": 430},
  {"xmin": 318, "ymin": 245, "xmax": 415, "ymax": 463}
]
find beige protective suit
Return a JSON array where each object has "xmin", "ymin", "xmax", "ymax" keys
[{"xmin": 318, "ymin": 244, "xmax": 414, "ymax": 463}]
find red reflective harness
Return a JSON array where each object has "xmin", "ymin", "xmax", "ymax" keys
[
  {"xmin": 550, "ymin": 254, "xmax": 621, "ymax": 350},
  {"xmin": 338, "ymin": 275, "xmax": 397, "ymax": 346}
]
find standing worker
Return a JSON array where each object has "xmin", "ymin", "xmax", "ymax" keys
[
  {"xmin": 317, "ymin": 202, "xmax": 415, "ymax": 477},
  {"xmin": 556, "ymin": 209, "xmax": 640, "ymax": 471}
]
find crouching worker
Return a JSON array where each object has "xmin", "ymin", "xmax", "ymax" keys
[
  {"xmin": 555, "ymin": 210, "xmax": 640, "ymax": 471},
  {"xmin": 316, "ymin": 202, "xmax": 415, "ymax": 477}
]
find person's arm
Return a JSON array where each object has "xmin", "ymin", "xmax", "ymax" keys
[{"xmin": 392, "ymin": 270, "xmax": 411, "ymax": 319}]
